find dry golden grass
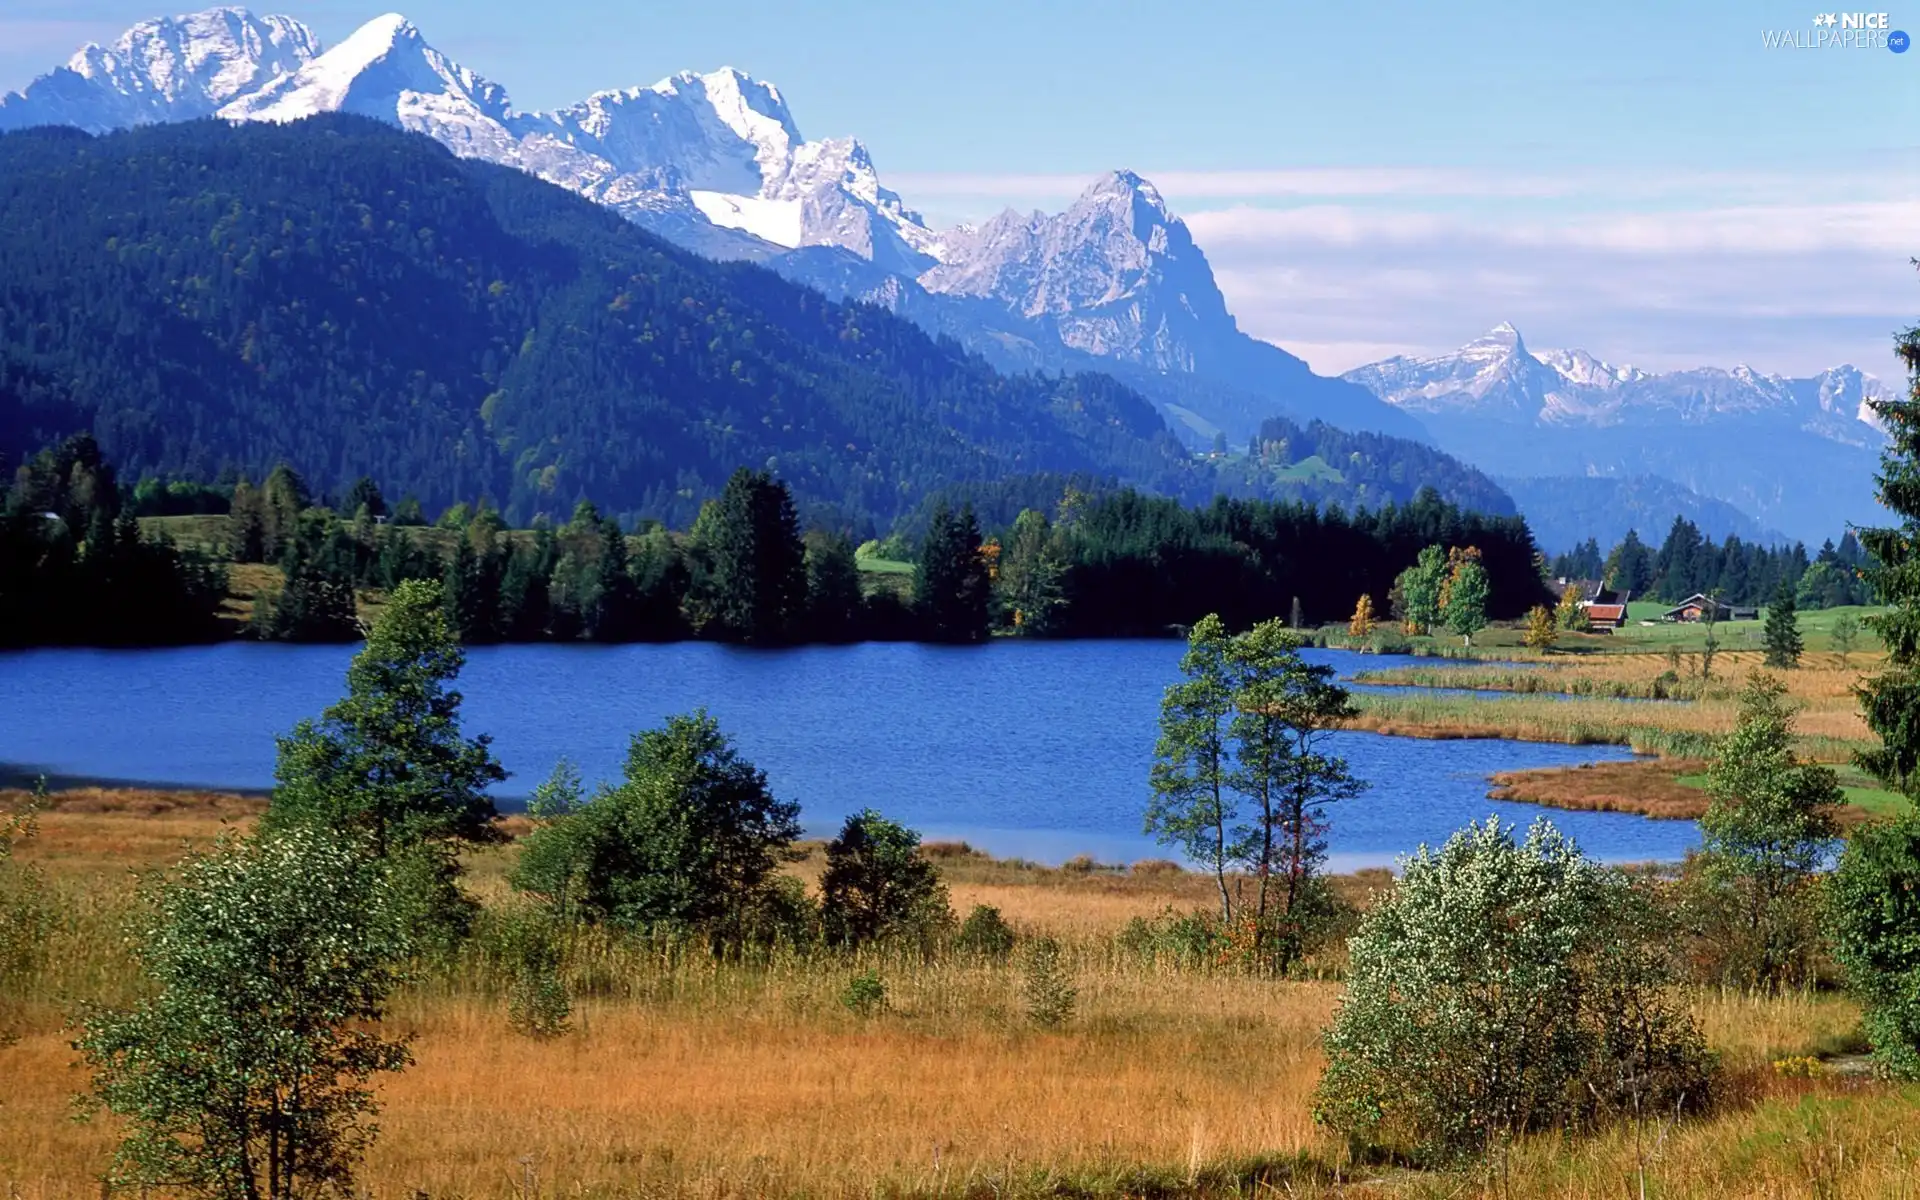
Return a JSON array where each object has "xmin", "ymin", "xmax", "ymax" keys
[
  {"xmin": 5, "ymin": 797, "xmax": 1917, "ymax": 1199},
  {"xmin": 1489, "ymin": 758, "xmax": 1716, "ymax": 820},
  {"xmin": 0, "ymin": 787, "xmax": 263, "ymax": 880},
  {"xmin": 1350, "ymin": 652, "xmax": 1876, "ymax": 760}
]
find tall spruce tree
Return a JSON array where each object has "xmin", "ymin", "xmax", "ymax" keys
[
  {"xmin": 1832, "ymin": 311, "xmax": 1920, "ymax": 1077},
  {"xmin": 701, "ymin": 468, "xmax": 807, "ymax": 643},
  {"xmin": 1763, "ymin": 580, "xmax": 1803, "ymax": 668},
  {"xmin": 267, "ymin": 579, "xmax": 504, "ymax": 857},
  {"xmin": 915, "ymin": 502, "xmax": 991, "ymax": 642}
]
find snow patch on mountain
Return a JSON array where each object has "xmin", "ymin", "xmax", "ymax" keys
[{"xmin": 690, "ymin": 190, "xmax": 803, "ymax": 247}]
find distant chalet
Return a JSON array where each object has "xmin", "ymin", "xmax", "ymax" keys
[{"xmin": 1662, "ymin": 594, "xmax": 1757, "ymax": 623}]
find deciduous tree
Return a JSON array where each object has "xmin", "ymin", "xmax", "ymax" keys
[{"xmin": 76, "ymin": 827, "xmax": 412, "ymax": 1199}]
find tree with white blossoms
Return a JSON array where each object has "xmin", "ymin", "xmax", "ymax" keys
[
  {"xmin": 76, "ymin": 826, "xmax": 412, "ymax": 1199},
  {"xmin": 1314, "ymin": 817, "xmax": 1710, "ymax": 1164}
]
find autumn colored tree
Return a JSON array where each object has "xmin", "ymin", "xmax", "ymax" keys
[
  {"xmin": 1555, "ymin": 582, "xmax": 1586, "ymax": 632},
  {"xmin": 1524, "ymin": 604, "xmax": 1558, "ymax": 651},
  {"xmin": 1348, "ymin": 594, "xmax": 1376, "ymax": 641}
]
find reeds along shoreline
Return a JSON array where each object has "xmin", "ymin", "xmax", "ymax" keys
[
  {"xmin": 1343, "ymin": 651, "xmax": 1874, "ymax": 762},
  {"xmin": 4, "ymin": 793, "xmax": 1918, "ymax": 1198}
]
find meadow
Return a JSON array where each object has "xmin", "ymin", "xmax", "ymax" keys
[{"xmin": 3, "ymin": 789, "xmax": 1917, "ymax": 1199}]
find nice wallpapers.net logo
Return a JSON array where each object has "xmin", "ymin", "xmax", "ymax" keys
[{"xmin": 1762, "ymin": 12, "xmax": 1910, "ymax": 50}]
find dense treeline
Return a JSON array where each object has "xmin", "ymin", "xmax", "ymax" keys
[
  {"xmin": 0, "ymin": 115, "xmax": 1516, "ymax": 535},
  {"xmin": 4, "ymin": 431, "xmax": 1545, "ymax": 645},
  {"xmin": 1, "ymin": 435, "xmax": 226, "ymax": 646},
  {"xmin": 1551, "ymin": 516, "xmax": 1873, "ymax": 609}
]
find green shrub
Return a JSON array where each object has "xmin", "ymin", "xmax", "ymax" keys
[
  {"xmin": 819, "ymin": 810, "xmax": 951, "ymax": 949},
  {"xmin": 1827, "ymin": 810, "xmax": 1920, "ymax": 1079},
  {"xmin": 75, "ymin": 827, "xmax": 413, "ymax": 1197},
  {"xmin": 491, "ymin": 907, "xmax": 571, "ymax": 1039},
  {"xmin": 1116, "ymin": 908, "xmax": 1221, "ymax": 968},
  {"xmin": 953, "ymin": 904, "xmax": 1017, "ymax": 959},
  {"xmin": 1021, "ymin": 937, "xmax": 1077, "ymax": 1028},
  {"xmin": 1314, "ymin": 817, "xmax": 1711, "ymax": 1164},
  {"xmin": 840, "ymin": 969, "xmax": 888, "ymax": 1016},
  {"xmin": 0, "ymin": 798, "xmax": 50, "ymax": 1004},
  {"xmin": 510, "ymin": 714, "xmax": 802, "ymax": 936}
]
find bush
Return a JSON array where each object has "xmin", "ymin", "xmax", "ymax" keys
[
  {"xmin": 510, "ymin": 714, "xmax": 802, "ymax": 936},
  {"xmin": 0, "ymin": 798, "xmax": 50, "ymax": 1008},
  {"xmin": 953, "ymin": 904, "xmax": 1017, "ymax": 959},
  {"xmin": 1116, "ymin": 908, "xmax": 1222, "ymax": 968},
  {"xmin": 1827, "ymin": 810, "xmax": 1920, "ymax": 1079},
  {"xmin": 1021, "ymin": 937, "xmax": 1077, "ymax": 1028},
  {"xmin": 75, "ymin": 827, "xmax": 413, "ymax": 1197},
  {"xmin": 1314, "ymin": 818, "xmax": 1711, "ymax": 1164},
  {"xmin": 491, "ymin": 907, "xmax": 571, "ymax": 1039},
  {"xmin": 819, "ymin": 810, "xmax": 951, "ymax": 949},
  {"xmin": 839, "ymin": 969, "xmax": 888, "ymax": 1016}
]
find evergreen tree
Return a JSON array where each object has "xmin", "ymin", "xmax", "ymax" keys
[
  {"xmin": 1604, "ymin": 529, "xmax": 1652, "ymax": 595},
  {"xmin": 1697, "ymin": 673, "xmax": 1841, "ymax": 987},
  {"xmin": 344, "ymin": 476, "xmax": 386, "ymax": 521},
  {"xmin": 1763, "ymin": 580, "xmax": 1802, "ymax": 668},
  {"xmin": 591, "ymin": 516, "xmax": 642, "ymax": 641},
  {"xmin": 228, "ymin": 477, "xmax": 268, "ymax": 563},
  {"xmin": 915, "ymin": 502, "xmax": 991, "ymax": 643},
  {"xmin": 261, "ymin": 464, "xmax": 310, "ymax": 561},
  {"xmin": 803, "ymin": 529, "xmax": 864, "ymax": 642},
  {"xmin": 700, "ymin": 469, "xmax": 807, "ymax": 644},
  {"xmin": 267, "ymin": 579, "xmax": 505, "ymax": 857},
  {"xmin": 1829, "ymin": 312, "xmax": 1920, "ymax": 1077}
]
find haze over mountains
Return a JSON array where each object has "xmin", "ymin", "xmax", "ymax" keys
[
  {"xmin": 1341, "ymin": 324, "xmax": 1891, "ymax": 543},
  {"xmin": 0, "ymin": 6, "xmax": 1894, "ymax": 546}
]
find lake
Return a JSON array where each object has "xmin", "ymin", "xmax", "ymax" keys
[{"xmin": 0, "ymin": 641, "xmax": 1698, "ymax": 869}]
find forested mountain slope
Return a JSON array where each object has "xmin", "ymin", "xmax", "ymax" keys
[
  {"xmin": 0, "ymin": 116, "xmax": 1516, "ymax": 531},
  {"xmin": 0, "ymin": 116, "xmax": 1206, "ymax": 527}
]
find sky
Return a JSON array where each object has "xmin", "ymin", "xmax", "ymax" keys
[{"xmin": 4, "ymin": 0, "xmax": 1917, "ymax": 378}]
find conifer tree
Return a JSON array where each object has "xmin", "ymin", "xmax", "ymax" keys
[
  {"xmin": 228, "ymin": 477, "xmax": 267, "ymax": 563},
  {"xmin": 1830, "ymin": 310, "xmax": 1920, "ymax": 1078},
  {"xmin": 267, "ymin": 579, "xmax": 504, "ymax": 857},
  {"xmin": 700, "ymin": 469, "xmax": 807, "ymax": 643},
  {"xmin": 915, "ymin": 502, "xmax": 991, "ymax": 642},
  {"xmin": 1763, "ymin": 580, "xmax": 1802, "ymax": 668}
]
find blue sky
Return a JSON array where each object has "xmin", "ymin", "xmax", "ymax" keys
[{"xmin": 4, "ymin": 0, "xmax": 1917, "ymax": 376}]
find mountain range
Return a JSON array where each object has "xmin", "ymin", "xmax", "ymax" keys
[
  {"xmin": 1341, "ymin": 324, "xmax": 1892, "ymax": 544},
  {"xmin": 0, "ymin": 7, "xmax": 1421, "ymax": 452},
  {"xmin": 0, "ymin": 7, "xmax": 1895, "ymax": 546}
]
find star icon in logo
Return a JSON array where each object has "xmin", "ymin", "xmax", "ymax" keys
[{"xmin": 1813, "ymin": 11, "xmax": 1837, "ymax": 25}]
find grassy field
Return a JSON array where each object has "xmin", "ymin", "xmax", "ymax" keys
[
  {"xmin": 1348, "ymin": 650, "xmax": 1883, "ymax": 758},
  {"xmin": 4, "ymin": 791, "xmax": 1918, "ymax": 1198}
]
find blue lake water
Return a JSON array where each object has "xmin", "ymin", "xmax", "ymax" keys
[{"xmin": 0, "ymin": 641, "xmax": 1699, "ymax": 869}]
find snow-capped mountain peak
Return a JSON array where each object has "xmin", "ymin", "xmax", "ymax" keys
[
  {"xmin": 219, "ymin": 11, "xmax": 517, "ymax": 155},
  {"xmin": 1343, "ymin": 326, "xmax": 1890, "ymax": 445},
  {"xmin": 0, "ymin": 7, "xmax": 318, "ymax": 132}
]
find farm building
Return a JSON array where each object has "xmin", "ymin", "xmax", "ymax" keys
[
  {"xmin": 1662, "ymin": 594, "xmax": 1758, "ymax": 623},
  {"xmin": 1555, "ymin": 578, "xmax": 1633, "ymax": 632}
]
